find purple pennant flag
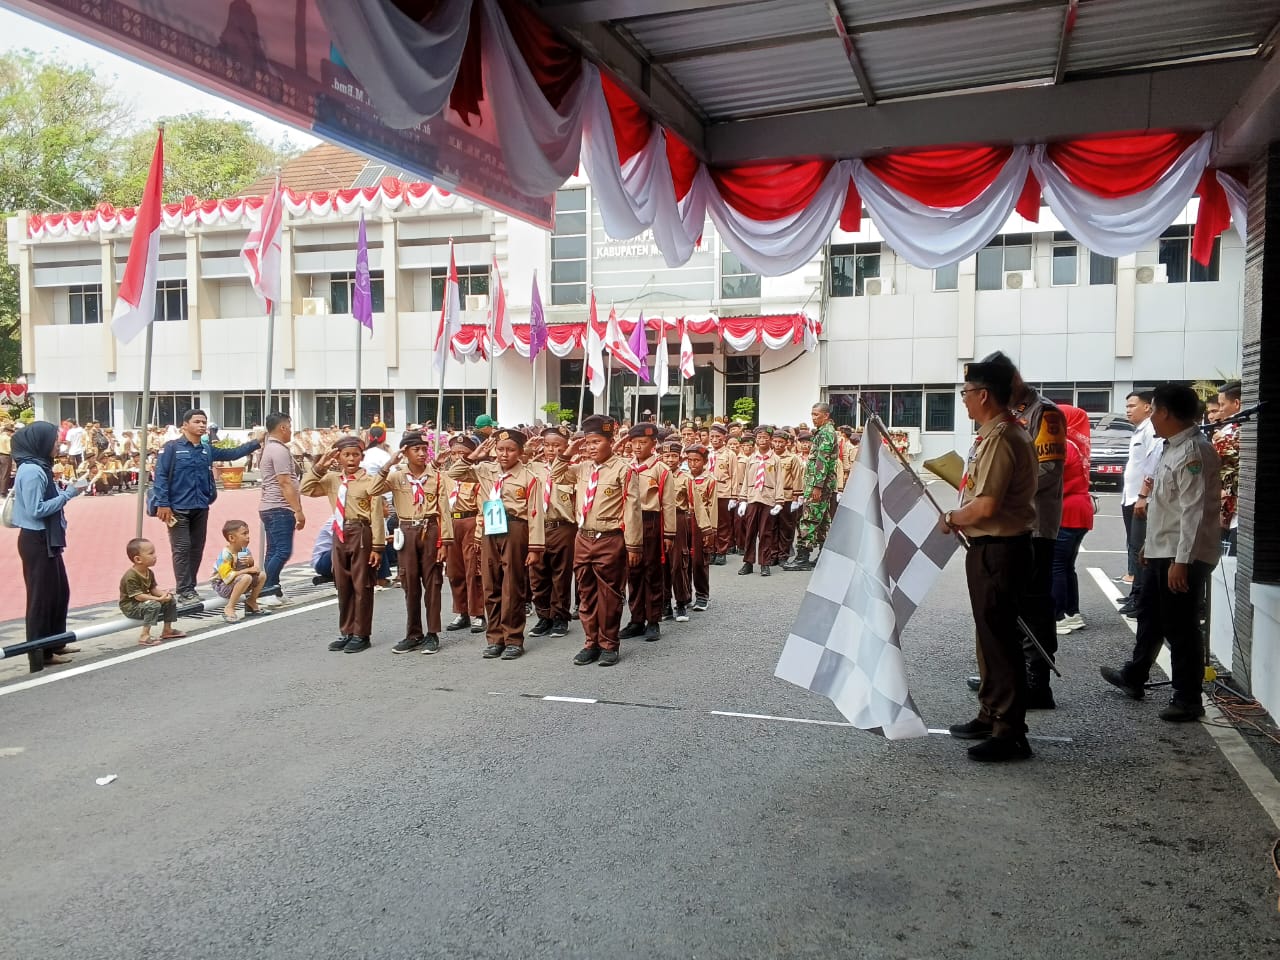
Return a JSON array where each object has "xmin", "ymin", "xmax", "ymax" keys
[
  {"xmin": 629, "ymin": 310, "xmax": 651, "ymax": 383},
  {"xmin": 353, "ymin": 213, "xmax": 373, "ymax": 332},
  {"xmin": 528, "ymin": 272, "xmax": 549, "ymax": 361}
]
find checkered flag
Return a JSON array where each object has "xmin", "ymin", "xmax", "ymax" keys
[{"xmin": 775, "ymin": 420, "xmax": 959, "ymax": 739}]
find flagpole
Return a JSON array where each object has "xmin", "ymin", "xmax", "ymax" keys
[
  {"xmin": 134, "ymin": 320, "xmax": 155, "ymax": 539},
  {"xmin": 486, "ymin": 329, "xmax": 496, "ymax": 419},
  {"xmin": 355, "ymin": 323, "xmax": 362, "ymax": 431},
  {"xmin": 435, "ymin": 368, "xmax": 446, "ymax": 455},
  {"xmin": 606, "ymin": 352, "xmax": 613, "ymax": 421},
  {"xmin": 576, "ymin": 349, "xmax": 587, "ymax": 429}
]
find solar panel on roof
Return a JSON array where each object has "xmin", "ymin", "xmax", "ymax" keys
[{"xmin": 349, "ymin": 162, "xmax": 388, "ymax": 189}]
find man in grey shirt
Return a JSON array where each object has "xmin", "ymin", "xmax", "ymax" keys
[{"xmin": 258, "ymin": 412, "xmax": 305, "ymax": 605}]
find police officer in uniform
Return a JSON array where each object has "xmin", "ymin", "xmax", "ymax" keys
[{"xmin": 942, "ymin": 361, "xmax": 1038, "ymax": 762}]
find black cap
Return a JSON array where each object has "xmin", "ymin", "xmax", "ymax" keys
[
  {"xmin": 399, "ymin": 431, "xmax": 429, "ymax": 450},
  {"xmin": 628, "ymin": 423, "xmax": 659, "ymax": 439},
  {"xmin": 661, "ymin": 439, "xmax": 682, "ymax": 454},
  {"xmin": 449, "ymin": 434, "xmax": 478, "ymax": 451},
  {"xmin": 581, "ymin": 415, "xmax": 615, "ymax": 439},
  {"xmin": 964, "ymin": 361, "xmax": 1014, "ymax": 390},
  {"xmin": 542, "ymin": 424, "xmax": 572, "ymax": 440},
  {"xmin": 684, "ymin": 444, "xmax": 709, "ymax": 458},
  {"xmin": 493, "ymin": 428, "xmax": 528, "ymax": 449},
  {"xmin": 333, "ymin": 436, "xmax": 363, "ymax": 451}
]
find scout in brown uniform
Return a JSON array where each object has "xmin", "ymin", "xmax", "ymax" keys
[
  {"xmin": 835, "ymin": 425, "xmax": 857, "ymax": 493},
  {"xmin": 553, "ymin": 416, "xmax": 642, "ymax": 666},
  {"xmin": 730, "ymin": 432, "xmax": 752, "ymax": 554},
  {"xmin": 684, "ymin": 444, "xmax": 716, "ymax": 612},
  {"xmin": 709, "ymin": 423, "xmax": 736, "ymax": 565},
  {"xmin": 771, "ymin": 429, "xmax": 804, "ymax": 564},
  {"xmin": 660, "ymin": 440, "xmax": 694, "ymax": 621},
  {"xmin": 735, "ymin": 427, "xmax": 786, "ymax": 576},
  {"xmin": 301, "ymin": 436, "xmax": 385, "ymax": 653},
  {"xmin": 940, "ymin": 360, "xmax": 1038, "ymax": 762},
  {"xmin": 451, "ymin": 429, "xmax": 546, "ymax": 660},
  {"xmin": 371, "ymin": 432, "xmax": 454, "ymax": 655},
  {"xmin": 528, "ymin": 425, "xmax": 576, "ymax": 640},
  {"xmin": 443, "ymin": 434, "xmax": 486, "ymax": 636},
  {"xmin": 622, "ymin": 422, "xmax": 676, "ymax": 642}
]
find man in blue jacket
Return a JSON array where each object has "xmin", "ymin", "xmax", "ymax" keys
[{"xmin": 152, "ymin": 408, "xmax": 260, "ymax": 602}]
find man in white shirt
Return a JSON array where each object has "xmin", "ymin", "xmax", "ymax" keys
[
  {"xmin": 1118, "ymin": 390, "xmax": 1162, "ymax": 616},
  {"xmin": 1101, "ymin": 384, "xmax": 1220, "ymax": 722},
  {"xmin": 360, "ymin": 425, "xmax": 395, "ymax": 583},
  {"xmin": 65, "ymin": 420, "xmax": 86, "ymax": 466}
]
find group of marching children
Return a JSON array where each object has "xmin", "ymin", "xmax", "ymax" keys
[{"xmin": 302, "ymin": 416, "xmax": 832, "ymax": 666}]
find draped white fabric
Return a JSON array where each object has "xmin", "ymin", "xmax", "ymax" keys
[
  {"xmin": 1220, "ymin": 171, "xmax": 1248, "ymax": 244},
  {"xmin": 852, "ymin": 150, "xmax": 1032, "ymax": 269},
  {"xmin": 1031, "ymin": 134, "xmax": 1213, "ymax": 259},
  {"xmin": 314, "ymin": 0, "xmax": 472, "ymax": 130}
]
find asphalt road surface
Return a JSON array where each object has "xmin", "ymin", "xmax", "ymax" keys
[{"xmin": 2, "ymin": 493, "xmax": 1278, "ymax": 960}]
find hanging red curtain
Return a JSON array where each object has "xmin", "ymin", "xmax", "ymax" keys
[
  {"xmin": 1016, "ymin": 171, "xmax": 1041, "ymax": 222},
  {"xmin": 448, "ymin": 1, "xmax": 485, "ymax": 125},
  {"xmin": 839, "ymin": 178, "xmax": 861, "ymax": 232},
  {"xmin": 499, "ymin": 0, "xmax": 582, "ymax": 109},
  {"xmin": 1192, "ymin": 170, "xmax": 1231, "ymax": 267},
  {"xmin": 711, "ymin": 160, "xmax": 836, "ymax": 221},
  {"xmin": 666, "ymin": 135, "xmax": 700, "ymax": 202},
  {"xmin": 863, "ymin": 146, "xmax": 1014, "ymax": 207},
  {"xmin": 1045, "ymin": 132, "xmax": 1201, "ymax": 198},
  {"xmin": 601, "ymin": 73, "xmax": 652, "ymax": 167}
]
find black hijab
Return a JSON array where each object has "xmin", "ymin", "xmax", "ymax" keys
[{"xmin": 12, "ymin": 421, "xmax": 66, "ymax": 554}]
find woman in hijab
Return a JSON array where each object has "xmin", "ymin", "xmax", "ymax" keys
[{"xmin": 11, "ymin": 421, "xmax": 90, "ymax": 665}]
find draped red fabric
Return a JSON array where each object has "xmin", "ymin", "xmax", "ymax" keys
[
  {"xmin": 863, "ymin": 146, "xmax": 1013, "ymax": 207},
  {"xmin": 1045, "ymin": 133, "xmax": 1201, "ymax": 198},
  {"xmin": 499, "ymin": 0, "xmax": 582, "ymax": 110},
  {"xmin": 1192, "ymin": 170, "xmax": 1231, "ymax": 267},
  {"xmin": 711, "ymin": 161, "xmax": 835, "ymax": 221},
  {"xmin": 449, "ymin": 0, "xmax": 484, "ymax": 126},
  {"xmin": 601, "ymin": 73, "xmax": 652, "ymax": 167},
  {"xmin": 1016, "ymin": 171, "xmax": 1041, "ymax": 222},
  {"xmin": 665, "ymin": 135, "xmax": 699, "ymax": 202},
  {"xmin": 839, "ymin": 177, "xmax": 862, "ymax": 232},
  {"xmin": 491, "ymin": 315, "xmax": 810, "ymax": 344}
]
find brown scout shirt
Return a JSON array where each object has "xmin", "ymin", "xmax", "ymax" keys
[
  {"xmin": 369, "ymin": 466, "xmax": 454, "ymax": 542},
  {"xmin": 959, "ymin": 415, "xmax": 1037, "ymax": 538},
  {"xmin": 631, "ymin": 454, "xmax": 678, "ymax": 536},
  {"xmin": 448, "ymin": 460, "xmax": 546, "ymax": 550},
  {"xmin": 688, "ymin": 472, "xmax": 716, "ymax": 533},
  {"xmin": 551, "ymin": 454, "xmax": 643, "ymax": 551},
  {"xmin": 736, "ymin": 450, "xmax": 787, "ymax": 507},
  {"xmin": 711, "ymin": 446, "xmax": 737, "ymax": 500},
  {"xmin": 300, "ymin": 467, "xmax": 386, "ymax": 546},
  {"xmin": 530, "ymin": 460, "xmax": 578, "ymax": 524},
  {"xmin": 777, "ymin": 451, "xmax": 803, "ymax": 500}
]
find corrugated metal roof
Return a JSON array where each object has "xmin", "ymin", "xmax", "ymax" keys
[
  {"xmin": 622, "ymin": 0, "xmax": 832, "ymax": 57},
  {"xmin": 835, "ymin": 0, "xmax": 1026, "ymax": 28}
]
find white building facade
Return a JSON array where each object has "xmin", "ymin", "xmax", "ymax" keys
[{"xmin": 8, "ymin": 161, "xmax": 1244, "ymax": 460}]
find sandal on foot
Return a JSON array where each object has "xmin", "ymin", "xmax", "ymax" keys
[
  {"xmin": 138, "ymin": 637, "xmax": 164, "ymax": 646},
  {"xmin": 159, "ymin": 630, "xmax": 186, "ymax": 640},
  {"xmin": 222, "ymin": 612, "xmax": 240, "ymax": 623}
]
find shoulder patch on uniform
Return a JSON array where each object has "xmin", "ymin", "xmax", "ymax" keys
[{"xmin": 1186, "ymin": 460, "xmax": 1202, "ymax": 475}]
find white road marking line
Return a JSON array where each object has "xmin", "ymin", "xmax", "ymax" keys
[
  {"xmin": 1080, "ymin": 548, "xmax": 1126, "ymax": 554},
  {"xmin": 0, "ymin": 597, "xmax": 338, "ymax": 698},
  {"xmin": 927, "ymin": 728, "xmax": 1074, "ymax": 744},
  {"xmin": 0, "ymin": 747, "xmax": 25, "ymax": 758},
  {"xmin": 543, "ymin": 696, "xmax": 598, "ymax": 704},
  {"xmin": 710, "ymin": 710, "xmax": 852, "ymax": 727}
]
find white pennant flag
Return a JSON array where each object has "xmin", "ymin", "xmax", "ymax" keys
[
  {"xmin": 678, "ymin": 318, "xmax": 695, "ymax": 380},
  {"xmin": 586, "ymin": 291, "xmax": 606, "ymax": 398},
  {"xmin": 654, "ymin": 321, "xmax": 669, "ymax": 398}
]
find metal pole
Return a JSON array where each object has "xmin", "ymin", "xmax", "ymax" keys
[
  {"xmin": 605, "ymin": 352, "xmax": 613, "ymax": 421},
  {"xmin": 435, "ymin": 362, "xmax": 446, "ymax": 456},
  {"xmin": 260, "ymin": 299, "xmax": 276, "ymax": 553},
  {"xmin": 134, "ymin": 320, "xmax": 155, "ymax": 540},
  {"xmin": 532, "ymin": 349, "xmax": 539, "ymax": 424},
  {"xmin": 576, "ymin": 350, "xmax": 587, "ymax": 429},
  {"xmin": 486, "ymin": 331, "xmax": 496, "ymax": 419},
  {"xmin": 355, "ymin": 322, "xmax": 363, "ymax": 431}
]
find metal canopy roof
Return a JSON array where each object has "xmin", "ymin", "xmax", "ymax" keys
[{"xmin": 532, "ymin": 0, "xmax": 1280, "ymax": 165}]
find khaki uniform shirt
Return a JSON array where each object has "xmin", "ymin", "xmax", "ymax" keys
[
  {"xmin": 688, "ymin": 473, "xmax": 716, "ymax": 532},
  {"xmin": 552, "ymin": 454, "xmax": 643, "ymax": 551},
  {"xmin": 632, "ymin": 454, "xmax": 678, "ymax": 536},
  {"xmin": 776, "ymin": 451, "xmax": 803, "ymax": 500},
  {"xmin": 959, "ymin": 416, "xmax": 1036, "ymax": 538},
  {"xmin": 530, "ymin": 460, "xmax": 578, "ymax": 524},
  {"xmin": 369, "ymin": 467, "xmax": 454, "ymax": 541},
  {"xmin": 444, "ymin": 472, "xmax": 482, "ymax": 516},
  {"xmin": 709, "ymin": 446, "xmax": 737, "ymax": 500},
  {"xmin": 449, "ymin": 460, "xmax": 546, "ymax": 550},
  {"xmin": 301, "ymin": 467, "xmax": 386, "ymax": 546},
  {"xmin": 736, "ymin": 450, "xmax": 787, "ymax": 507},
  {"xmin": 0, "ymin": 432, "xmax": 10, "ymax": 456},
  {"xmin": 1145, "ymin": 426, "xmax": 1222, "ymax": 565}
]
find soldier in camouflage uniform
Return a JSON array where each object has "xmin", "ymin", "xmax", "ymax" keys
[{"xmin": 783, "ymin": 403, "xmax": 839, "ymax": 571}]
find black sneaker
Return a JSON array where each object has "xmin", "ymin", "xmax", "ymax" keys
[
  {"xmin": 1026, "ymin": 686, "xmax": 1056, "ymax": 710},
  {"xmin": 737, "ymin": 563, "xmax": 753, "ymax": 576},
  {"xmin": 759, "ymin": 564, "xmax": 772, "ymax": 577},
  {"xmin": 619, "ymin": 621, "xmax": 646, "ymax": 640},
  {"xmin": 328, "ymin": 635, "xmax": 350, "ymax": 652},
  {"xmin": 178, "ymin": 590, "xmax": 201, "ymax": 604},
  {"xmin": 446, "ymin": 614, "xmax": 470, "ymax": 632},
  {"xmin": 675, "ymin": 604, "xmax": 689, "ymax": 622},
  {"xmin": 967, "ymin": 735, "xmax": 1033, "ymax": 762},
  {"xmin": 501, "ymin": 645, "xmax": 524, "ymax": 660},
  {"xmin": 691, "ymin": 598, "xmax": 708, "ymax": 612},
  {"xmin": 343, "ymin": 636, "xmax": 371, "ymax": 654},
  {"xmin": 421, "ymin": 634, "xmax": 440, "ymax": 655},
  {"xmin": 569, "ymin": 607, "xmax": 579, "ymax": 620},
  {"xmin": 574, "ymin": 647, "xmax": 601, "ymax": 666},
  {"xmin": 482, "ymin": 644, "xmax": 505, "ymax": 659},
  {"xmin": 1099, "ymin": 665, "xmax": 1145, "ymax": 701},
  {"xmin": 949, "ymin": 718, "xmax": 994, "ymax": 740},
  {"xmin": 661, "ymin": 604, "xmax": 674, "ymax": 622},
  {"xmin": 965, "ymin": 675, "xmax": 981, "ymax": 692},
  {"xmin": 469, "ymin": 617, "xmax": 487, "ymax": 634},
  {"xmin": 529, "ymin": 617, "xmax": 553, "ymax": 637},
  {"xmin": 1159, "ymin": 700, "xmax": 1205, "ymax": 722},
  {"xmin": 549, "ymin": 620, "xmax": 569, "ymax": 637},
  {"xmin": 599, "ymin": 649, "xmax": 620, "ymax": 667},
  {"xmin": 643, "ymin": 622, "xmax": 661, "ymax": 643},
  {"xmin": 392, "ymin": 637, "xmax": 422, "ymax": 654}
]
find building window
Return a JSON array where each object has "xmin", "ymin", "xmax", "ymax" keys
[
  {"xmin": 68, "ymin": 284, "xmax": 103, "ymax": 325},
  {"xmin": 924, "ymin": 390, "xmax": 955, "ymax": 432},
  {"xmin": 130, "ymin": 392, "xmax": 200, "ymax": 428},
  {"xmin": 551, "ymin": 188, "xmax": 587, "ymax": 306},
  {"xmin": 976, "ymin": 233, "xmax": 1033, "ymax": 290},
  {"xmin": 60, "ymin": 394, "xmax": 113, "ymax": 428},
  {"xmin": 154, "ymin": 279, "xmax": 188, "ymax": 322},
  {"xmin": 724, "ymin": 354, "xmax": 760, "ymax": 417},
  {"xmin": 221, "ymin": 392, "xmax": 291, "ymax": 429},
  {"xmin": 430, "ymin": 264, "xmax": 490, "ymax": 312},
  {"xmin": 934, "ymin": 263, "xmax": 960, "ymax": 291},
  {"xmin": 1052, "ymin": 234, "xmax": 1078, "ymax": 286},
  {"xmin": 1033, "ymin": 382, "xmax": 1114, "ymax": 414},
  {"xmin": 415, "ymin": 390, "xmax": 488, "ymax": 431},
  {"xmin": 828, "ymin": 242, "xmax": 882, "ymax": 297},
  {"xmin": 314, "ymin": 391, "xmax": 395, "ymax": 429},
  {"xmin": 1089, "ymin": 252, "xmax": 1116, "ymax": 285},
  {"xmin": 559, "ymin": 359, "xmax": 592, "ymax": 420},
  {"xmin": 1158, "ymin": 225, "xmax": 1220, "ymax": 283},
  {"xmin": 720, "ymin": 251, "xmax": 761, "ymax": 300},
  {"xmin": 1075, "ymin": 389, "xmax": 1112, "ymax": 414},
  {"xmin": 826, "ymin": 385, "xmax": 950, "ymax": 431},
  {"xmin": 329, "ymin": 271, "xmax": 385, "ymax": 314}
]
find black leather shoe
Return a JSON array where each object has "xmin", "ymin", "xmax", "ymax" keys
[
  {"xmin": 1099, "ymin": 665, "xmax": 1144, "ymax": 700},
  {"xmin": 661, "ymin": 604, "xmax": 674, "ymax": 622},
  {"xmin": 328, "ymin": 635, "xmax": 350, "ymax": 652},
  {"xmin": 392, "ymin": 636, "xmax": 422, "ymax": 654},
  {"xmin": 482, "ymin": 644, "xmax": 505, "ymax": 659},
  {"xmin": 643, "ymin": 622, "xmax": 661, "ymax": 642},
  {"xmin": 598, "ymin": 649, "xmax": 620, "ymax": 667},
  {"xmin": 574, "ymin": 647, "xmax": 601, "ymax": 666},
  {"xmin": 470, "ymin": 617, "xmax": 487, "ymax": 634},
  {"xmin": 967, "ymin": 735, "xmax": 1033, "ymax": 762},
  {"xmin": 446, "ymin": 614, "xmax": 470, "ymax": 632},
  {"xmin": 712, "ymin": 554, "xmax": 727, "ymax": 566},
  {"xmin": 675, "ymin": 604, "xmax": 689, "ymax": 622},
  {"xmin": 737, "ymin": 563, "xmax": 753, "ymax": 575},
  {"xmin": 343, "ymin": 636, "xmax": 371, "ymax": 654},
  {"xmin": 949, "ymin": 718, "xmax": 993, "ymax": 740},
  {"xmin": 965, "ymin": 675, "xmax": 981, "ymax": 692},
  {"xmin": 782, "ymin": 550, "xmax": 814, "ymax": 571},
  {"xmin": 529, "ymin": 617, "xmax": 553, "ymax": 637},
  {"xmin": 759, "ymin": 564, "xmax": 772, "ymax": 577},
  {"xmin": 1026, "ymin": 686, "xmax": 1056, "ymax": 710},
  {"xmin": 550, "ymin": 620, "xmax": 569, "ymax": 637},
  {"xmin": 501, "ymin": 645, "xmax": 524, "ymax": 660},
  {"xmin": 421, "ymin": 634, "xmax": 440, "ymax": 655},
  {"xmin": 1159, "ymin": 700, "xmax": 1205, "ymax": 722},
  {"xmin": 619, "ymin": 621, "xmax": 646, "ymax": 640}
]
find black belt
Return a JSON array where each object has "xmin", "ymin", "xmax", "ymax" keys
[
  {"xmin": 677, "ymin": 510, "xmax": 691, "ymax": 517},
  {"xmin": 452, "ymin": 511, "xmax": 477, "ymax": 519},
  {"xmin": 400, "ymin": 518, "xmax": 437, "ymax": 527},
  {"xmin": 342, "ymin": 519, "xmax": 371, "ymax": 528},
  {"xmin": 545, "ymin": 520, "xmax": 573, "ymax": 528},
  {"xmin": 967, "ymin": 533, "xmax": 1031, "ymax": 545},
  {"xmin": 579, "ymin": 528, "xmax": 622, "ymax": 540}
]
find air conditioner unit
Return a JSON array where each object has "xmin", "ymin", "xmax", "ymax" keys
[
  {"xmin": 1005, "ymin": 270, "xmax": 1035, "ymax": 290},
  {"xmin": 465, "ymin": 294, "xmax": 489, "ymax": 312},
  {"xmin": 1135, "ymin": 264, "xmax": 1168, "ymax": 284},
  {"xmin": 301, "ymin": 297, "xmax": 328, "ymax": 315},
  {"xmin": 863, "ymin": 278, "xmax": 893, "ymax": 296}
]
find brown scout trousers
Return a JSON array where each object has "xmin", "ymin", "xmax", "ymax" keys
[
  {"xmin": 666, "ymin": 512, "xmax": 692, "ymax": 606},
  {"xmin": 774, "ymin": 501, "xmax": 798, "ymax": 560},
  {"xmin": 574, "ymin": 529, "xmax": 628, "ymax": 650},
  {"xmin": 399, "ymin": 518, "xmax": 443, "ymax": 638},
  {"xmin": 690, "ymin": 519, "xmax": 710, "ymax": 601},
  {"xmin": 446, "ymin": 515, "xmax": 484, "ymax": 617},
  {"xmin": 481, "ymin": 517, "xmax": 531, "ymax": 649},
  {"xmin": 333, "ymin": 520, "xmax": 375, "ymax": 638},
  {"xmin": 742, "ymin": 501, "xmax": 777, "ymax": 566},
  {"xmin": 968, "ymin": 537, "xmax": 1032, "ymax": 738},
  {"xmin": 715, "ymin": 498, "xmax": 734, "ymax": 556},
  {"xmin": 627, "ymin": 512, "xmax": 665, "ymax": 624},
  {"xmin": 531, "ymin": 520, "xmax": 575, "ymax": 621}
]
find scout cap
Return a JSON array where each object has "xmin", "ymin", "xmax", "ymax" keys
[
  {"xmin": 399, "ymin": 431, "xmax": 429, "ymax": 449},
  {"xmin": 964, "ymin": 360, "xmax": 1014, "ymax": 392},
  {"xmin": 662, "ymin": 439, "xmax": 682, "ymax": 454},
  {"xmin": 710, "ymin": 423, "xmax": 728, "ymax": 435},
  {"xmin": 580, "ymin": 415, "xmax": 615, "ymax": 439},
  {"xmin": 684, "ymin": 444, "xmax": 709, "ymax": 458},
  {"xmin": 797, "ymin": 431, "xmax": 813, "ymax": 441},
  {"xmin": 628, "ymin": 422, "xmax": 659, "ymax": 439},
  {"xmin": 493, "ymin": 428, "xmax": 528, "ymax": 448},
  {"xmin": 449, "ymin": 434, "xmax": 478, "ymax": 451},
  {"xmin": 542, "ymin": 424, "xmax": 572, "ymax": 439},
  {"xmin": 334, "ymin": 436, "xmax": 363, "ymax": 451}
]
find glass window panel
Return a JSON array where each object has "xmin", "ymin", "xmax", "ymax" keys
[
  {"xmin": 890, "ymin": 391, "xmax": 921, "ymax": 428},
  {"xmin": 551, "ymin": 283, "xmax": 587, "ymax": 306},
  {"xmin": 925, "ymin": 392, "xmax": 955, "ymax": 432},
  {"xmin": 1159, "ymin": 237, "xmax": 1189, "ymax": 284},
  {"xmin": 554, "ymin": 211, "xmax": 586, "ymax": 235},
  {"xmin": 721, "ymin": 273, "xmax": 761, "ymax": 299},
  {"xmin": 552, "ymin": 236, "xmax": 587, "ymax": 260},
  {"xmin": 244, "ymin": 394, "xmax": 264, "ymax": 429},
  {"xmin": 84, "ymin": 289, "xmax": 101, "ymax": 324},
  {"xmin": 976, "ymin": 246, "xmax": 1003, "ymax": 290},
  {"xmin": 725, "ymin": 355, "xmax": 760, "ymax": 384},
  {"xmin": 551, "ymin": 260, "xmax": 586, "ymax": 284},
  {"xmin": 829, "ymin": 255, "xmax": 854, "ymax": 298},
  {"xmin": 1076, "ymin": 390, "xmax": 1111, "ymax": 414},
  {"xmin": 1052, "ymin": 246, "xmax": 1077, "ymax": 285},
  {"xmin": 934, "ymin": 263, "xmax": 959, "ymax": 291},
  {"xmin": 555, "ymin": 188, "xmax": 586, "ymax": 213},
  {"xmin": 330, "ymin": 275, "xmax": 351, "ymax": 313},
  {"xmin": 1004, "ymin": 244, "xmax": 1032, "ymax": 271},
  {"xmin": 826, "ymin": 391, "xmax": 858, "ymax": 427},
  {"xmin": 1089, "ymin": 253, "xmax": 1116, "ymax": 285},
  {"xmin": 430, "ymin": 272, "xmax": 445, "ymax": 312},
  {"xmin": 1190, "ymin": 238, "xmax": 1220, "ymax": 282},
  {"xmin": 370, "ymin": 273, "xmax": 385, "ymax": 313},
  {"xmin": 222, "ymin": 396, "xmax": 243, "ymax": 429},
  {"xmin": 861, "ymin": 390, "xmax": 890, "ymax": 425}
]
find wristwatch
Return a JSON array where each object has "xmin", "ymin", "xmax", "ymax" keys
[{"xmin": 944, "ymin": 510, "xmax": 954, "ymax": 528}]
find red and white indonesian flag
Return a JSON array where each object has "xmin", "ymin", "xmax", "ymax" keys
[
  {"xmin": 678, "ymin": 318, "xmax": 695, "ymax": 380},
  {"xmin": 111, "ymin": 130, "xmax": 164, "ymax": 344},
  {"xmin": 488, "ymin": 254, "xmax": 513, "ymax": 355},
  {"xmin": 240, "ymin": 174, "xmax": 283, "ymax": 311},
  {"xmin": 604, "ymin": 305, "xmax": 643, "ymax": 376},
  {"xmin": 434, "ymin": 242, "xmax": 462, "ymax": 377},
  {"xmin": 586, "ymin": 291, "xmax": 606, "ymax": 397}
]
